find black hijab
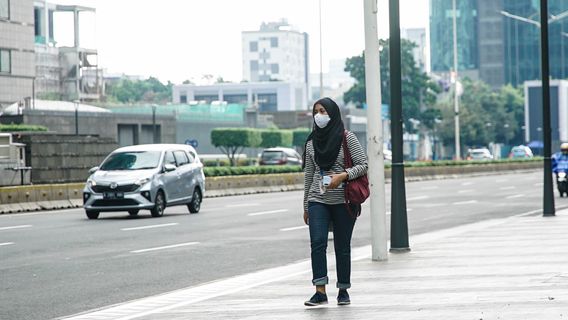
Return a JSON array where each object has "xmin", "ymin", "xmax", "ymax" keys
[{"xmin": 303, "ymin": 97, "xmax": 344, "ymax": 171}]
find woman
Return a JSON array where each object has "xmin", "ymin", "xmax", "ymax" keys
[{"xmin": 302, "ymin": 97, "xmax": 368, "ymax": 306}]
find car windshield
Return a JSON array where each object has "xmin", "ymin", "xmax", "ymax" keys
[
  {"xmin": 100, "ymin": 151, "xmax": 162, "ymax": 170},
  {"xmin": 262, "ymin": 151, "xmax": 284, "ymax": 161}
]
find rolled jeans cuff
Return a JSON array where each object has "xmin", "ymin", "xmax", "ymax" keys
[
  {"xmin": 337, "ymin": 282, "xmax": 351, "ymax": 289},
  {"xmin": 312, "ymin": 276, "xmax": 328, "ymax": 286}
]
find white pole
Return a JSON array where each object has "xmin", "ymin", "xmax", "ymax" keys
[
  {"xmin": 363, "ymin": 0, "xmax": 388, "ymax": 261},
  {"xmin": 452, "ymin": 0, "xmax": 461, "ymax": 160},
  {"xmin": 319, "ymin": 0, "xmax": 324, "ymax": 98}
]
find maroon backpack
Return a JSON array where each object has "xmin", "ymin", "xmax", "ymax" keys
[{"xmin": 342, "ymin": 131, "xmax": 370, "ymax": 217}]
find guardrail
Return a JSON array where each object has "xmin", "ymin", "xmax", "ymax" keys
[{"xmin": 0, "ymin": 161, "xmax": 541, "ymax": 214}]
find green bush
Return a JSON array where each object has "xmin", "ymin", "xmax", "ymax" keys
[
  {"xmin": 292, "ymin": 128, "xmax": 311, "ymax": 148},
  {"xmin": 211, "ymin": 128, "xmax": 262, "ymax": 166},
  {"xmin": 0, "ymin": 124, "xmax": 48, "ymax": 132},
  {"xmin": 203, "ymin": 158, "xmax": 257, "ymax": 167},
  {"xmin": 204, "ymin": 165, "xmax": 302, "ymax": 177},
  {"xmin": 259, "ymin": 129, "xmax": 293, "ymax": 148}
]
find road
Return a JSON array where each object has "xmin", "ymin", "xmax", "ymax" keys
[{"xmin": 0, "ymin": 170, "xmax": 561, "ymax": 320}]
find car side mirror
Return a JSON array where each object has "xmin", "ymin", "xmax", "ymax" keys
[
  {"xmin": 164, "ymin": 164, "xmax": 176, "ymax": 172},
  {"xmin": 88, "ymin": 166, "xmax": 99, "ymax": 174}
]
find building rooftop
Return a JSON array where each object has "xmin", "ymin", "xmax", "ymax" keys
[{"xmin": 1, "ymin": 100, "xmax": 111, "ymax": 115}]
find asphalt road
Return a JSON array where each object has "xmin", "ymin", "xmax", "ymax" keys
[{"xmin": 0, "ymin": 170, "xmax": 560, "ymax": 320}]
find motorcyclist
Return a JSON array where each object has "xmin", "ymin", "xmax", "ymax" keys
[{"xmin": 552, "ymin": 143, "xmax": 568, "ymax": 174}]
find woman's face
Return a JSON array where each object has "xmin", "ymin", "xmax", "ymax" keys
[{"xmin": 313, "ymin": 103, "xmax": 328, "ymax": 116}]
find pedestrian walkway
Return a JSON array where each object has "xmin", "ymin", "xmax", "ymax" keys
[{"xmin": 62, "ymin": 209, "xmax": 568, "ymax": 320}]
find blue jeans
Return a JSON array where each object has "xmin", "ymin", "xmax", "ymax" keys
[{"xmin": 308, "ymin": 201, "xmax": 356, "ymax": 289}]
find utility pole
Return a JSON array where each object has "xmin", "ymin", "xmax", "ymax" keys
[
  {"xmin": 389, "ymin": 0, "xmax": 410, "ymax": 252},
  {"xmin": 540, "ymin": 0, "xmax": 555, "ymax": 216},
  {"xmin": 363, "ymin": 0, "xmax": 388, "ymax": 261},
  {"xmin": 152, "ymin": 104, "xmax": 157, "ymax": 143},
  {"xmin": 452, "ymin": 0, "xmax": 461, "ymax": 160}
]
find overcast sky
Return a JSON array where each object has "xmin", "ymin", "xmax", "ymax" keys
[{"xmin": 51, "ymin": 0, "xmax": 429, "ymax": 84}]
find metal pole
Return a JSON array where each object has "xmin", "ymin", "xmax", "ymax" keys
[
  {"xmin": 152, "ymin": 105, "xmax": 157, "ymax": 143},
  {"xmin": 32, "ymin": 77, "xmax": 35, "ymax": 110},
  {"xmin": 363, "ymin": 0, "xmax": 388, "ymax": 261},
  {"xmin": 540, "ymin": 0, "xmax": 555, "ymax": 217},
  {"xmin": 74, "ymin": 101, "xmax": 79, "ymax": 135},
  {"xmin": 389, "ymin": 0, "xmax": 410, "ymax": 252},
  {"xmin": 319, "ymin": 0, "xmax": 324, "ymax": 97},
  {"xmin": 452, "ymin": 0, "xmax": 461, "ymax": 160}
]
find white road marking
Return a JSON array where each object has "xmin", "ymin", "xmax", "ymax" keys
[
  {"xmin": 453, "ymin": 200, "xmax": 478, "ymax": 205},
  {"xmin": 247, "ymin": 209, "xmax": 289, "ymax": 216},
  {"xmin": 0, "ymin": 225, "xmax": 32, "ymax": 231},
  {"xmin": 407, "ymin": 195, "xmax": 429, "ymax": 201},
  {"xmin": 496, "ymin": 179, "xmax": 509, "ymax": 183},
  {"xmin": 0, "ymin": 242, "xmax": 14, "ymax": 246},
  {"xmin": 458, "ymin": 189, "xmax": 474, "ymax": 194},
  {"xmin": 420, "ymin": 186, "xmax": 439, "ymax": 190},
  {"xmin": 461, "ymin": 182, "xmax": 473, "ymax": 186},
  {"xmin": 500, "ymin": 186, "xmax": 516, "ymax": 190},
  {"xmin": 130, "ymin": 242, "xmax": 199, "ymax": 254},
  {"xmin": 280, "ymin": 225, "xmax": 308, "ymax": 232},
  {"xmin": 121, "ymin": 223, "xmax": 179, "ymax": 231},
  {"xmin": 506, "ymin": 194, "xmax": 525, "ymax": 199},
  {"xmin": 226, "ymin": 203, "xmax": 260, "ymax": 208},
  {"xmin": 534, "ymin": 182, "xmax": 544, "ymax": 186}
]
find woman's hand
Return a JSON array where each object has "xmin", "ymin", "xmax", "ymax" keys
[
  {"xmin": 303, "ymin": 210, "xmax": 309, "ymax": 225},
  {"xmin": 327, "ymin": 172, "xmax": 348, "ymax": 189}
]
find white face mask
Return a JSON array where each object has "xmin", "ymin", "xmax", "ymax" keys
[{"xmin": 314, "ymin": 113, "xmax": 331, "ymax": 128}]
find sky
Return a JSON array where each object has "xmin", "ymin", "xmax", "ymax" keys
[{"xmin": 51, "ymin": 0, "xmax": 429, "ymax": 84}]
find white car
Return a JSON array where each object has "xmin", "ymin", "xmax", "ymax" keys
[
  {"xmin": 83, "ymin": 144, "xmax": 205, "ymax": 219},
  {"xmin": 467, "ymin": 148, "xmax": 493, "ymax": 160}
]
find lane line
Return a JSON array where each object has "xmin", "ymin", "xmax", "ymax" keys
[
  {"xmin": 247, "ymin": 209, "xmax": 289, "ymax": 216},
  {"xmin": 226, "ymin": 203, "xmax": 260, "ymax": 208},
  {"xmin": 0, "ymin": 225, "xmax": 32, "ymax": 231},
  {"xmin": 461, "ymin": 182, "xmax": 473, "ymax": 186},
  {"xmin": 130, "ymin": 242, "xmax": 200, "ymax": 254},
  {"xmin": 500, "ymin": 186, "xmax": 516, "ymax": 190},
  {"xmin": 121, "ymin": 223, "xmax": 179, "ymax": 231},
  {"xmin": 453, "ymin": 200, "xmax": 478, "ymax": 205},
  {"xmin": 280, "ymin": 226, "xmax": 308, "ymax": 232},
  {"xmin": 506, "ymin": 194, "xmax": 525, "ymax": 199},
  {"xmin": 0, "ymin": 242, "xmax": 14, "ymax": 246},
  {"xmin": 458, "ymin": 189, "xmax": 474, "ymax": 194},
  {"xmin": 407, "ymin": 195, "xmax": 429, "ymax": 201},
  {"xmin": 420, "ymin": 186, "xmax": 439, "ymax": 190},
  {"xmin": 534, "ymin": 182, "xmax": 544, "ymax": 186}
]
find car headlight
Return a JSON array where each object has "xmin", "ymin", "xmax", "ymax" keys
[
  {"xmin": 135, "ymin": 177, "xmax": 151, "ymax": 186},
  {"xmin": 87, "ymin": 179, "xmax": 97, "ymax": 187}
]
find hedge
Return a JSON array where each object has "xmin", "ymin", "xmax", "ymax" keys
[
  {"xmin": 204, "ymin": 165, "xmax": 302, "ymax": 177},
  {"xmin": 0, "ymin": 124, "xmax": 48, "ymax": 132}
]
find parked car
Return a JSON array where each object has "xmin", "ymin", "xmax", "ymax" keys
[
  {"xmin": 259, "ymin": 147, "xmax": 302, "ymax": 166},
  {"xmin": 83, "ymin": 144, "xmax": 205, "ymax": 219},
  {"xmin": 508, "ymin": 145, "xmax": 534, "ymax": 159},
  {"xmin": 466, "ymin": 148, "xmax": 493, "ymax": 160}
]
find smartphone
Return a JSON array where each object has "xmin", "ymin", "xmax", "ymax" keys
[{"xmin": 322, "ymin": 175, "xmax": 332, "ymax": 186}]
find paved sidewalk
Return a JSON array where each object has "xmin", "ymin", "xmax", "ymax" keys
[{"xmin": 63, "ymin": 209, "xmax": 568, "ymax": 320}]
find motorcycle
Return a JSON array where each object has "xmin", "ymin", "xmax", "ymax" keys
[{"xmin": 557, "ymin": 171, "xmax": 568, "ymax": 197}]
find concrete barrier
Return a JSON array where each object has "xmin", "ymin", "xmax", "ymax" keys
[{"xmin": 0, "ymin": 161, "xmax": 541, "ymax": 214}]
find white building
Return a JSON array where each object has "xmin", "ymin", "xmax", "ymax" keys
[
  {"xmin": 401, "ymin": 28, "xmax": 430, "ymax": 73},
  {"xmin": 242, "ymin": 19, "xmax": 309, "ymax": 88},
  {"xmin": 172, "ymin": 81, "xmax": 308, "ymax": 112}
]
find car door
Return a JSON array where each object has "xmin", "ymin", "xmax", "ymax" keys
[
  {"xmin": 162, "ymin": 150, "xmax": 181, "ymax": 201},
  {"xmin": 173, "ymin": 150, "xmax": 192, "ymax": 202}
]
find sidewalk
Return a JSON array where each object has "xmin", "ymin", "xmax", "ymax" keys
[{"xmin": 63, "ymin": 209, "xmax": 568, "ymax": 320}]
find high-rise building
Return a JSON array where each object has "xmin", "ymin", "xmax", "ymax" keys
[
  {"xmin": 0, "ymin": 0, "xmax": 35, "ymax": 107},
  {"xmin": 242, "ymin": 19, "xmax": 309, "ymax": 87},
  {"xmin": 402, "ymin": 28, "xmax": 430, "ymax": 73}
]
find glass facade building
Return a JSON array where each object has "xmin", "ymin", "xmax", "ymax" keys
[
  {"xmin": 503, "ymin": 0, "xmax": 568, "ymax": 87},
  {"xmin": 430, "ymin": 0, "xmax": 479, "ymax": 73}
]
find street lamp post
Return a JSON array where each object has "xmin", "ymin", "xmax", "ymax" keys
[
  {"xmin": 152, "ymin": 104, "xmax": 157, "ymax": 143},
  {"xmin": 452, "ymin": 0, "xmax": 461, "ymax": 160}
]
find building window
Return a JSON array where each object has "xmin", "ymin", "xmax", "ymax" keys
[
  {"xmin": 250, "ymin": 60, "xmax": 259, "ymax": 72},
  {"xmin": 180, "ymin": 94, "xmax": 187, "ymax": 103},
  {"xmin": 223, "ymin": 94, "xmax": 248, "ymax": 104},
  {"xmin": 257, "ymin": 93, "xmax": 277, "ymax": 112},
  {"xmin": 194, "ymin": 95, "xmax": 218, "ymax": 104},
  {"xmin": 0, "ymin": 49, "xmax": 10, "ymax": 74},
  {"xmin": 271, "ymin": 63, "xmax": 279, "ymax": 74},
  {"xmin": 0, "ymin": 0, "xmax": 9, "ymax": 20},
  {"xmin": 249, "ymin": 41, "xmax": 258, "ymax": 52},
  {"xmin": 270, "ymin": 37, "xmax": 279, "ymax": 48}
]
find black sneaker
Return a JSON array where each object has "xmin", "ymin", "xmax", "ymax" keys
[
  {"xmin": 337, "ymin": 289, "xmax": 350, "ymax": 305},
  {"xmin": 304, "ymin": 291, "xmax": 328, "ymax": 306}
]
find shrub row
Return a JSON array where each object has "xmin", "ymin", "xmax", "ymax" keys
[
  {"xmin": 204, "ymin": 165, "xmax": 302, "ymax": 177},
  {"xmin": 0, "ymin": 124, "xmax": 48, "ymax": 132}
]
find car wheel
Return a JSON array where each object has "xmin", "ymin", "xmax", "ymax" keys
[
  {"xmin": 128, "ymin": 210, "xmax": 139, "ymax": 216},
  {"xmin": 188, "ymin": 189, "xmax": 202, "ymax": 214},
  {"xmin": 151, "ymin": 191, "xmax": 166, "ymax": 217},
  {"xmin": 86, "ymin": 210, "xmax": 99, "ymax": 219}
]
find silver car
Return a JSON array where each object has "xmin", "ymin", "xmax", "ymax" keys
[{"xmin": 83, "ymin": 144, "xmax": 205, "ymax": 219}]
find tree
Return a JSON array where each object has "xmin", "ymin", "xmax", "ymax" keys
[
  {"xmin": 344, "ymin": 39, "xmax": 440, "ymax": 131},
  {"xmin": 259, "ymin": 130, "xmax": 293, "ymax": 148},
  {"xmin": 211, "ymin": 128, "xmax": 262, "ymax": 166},
  {"xmin": 106, "ymin": 77, "xmax": 173, "ymax": 104}
]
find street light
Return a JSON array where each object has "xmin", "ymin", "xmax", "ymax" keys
[{"xmin": 151, "ymin": 104, "xmax": 157, "ymax": 143}]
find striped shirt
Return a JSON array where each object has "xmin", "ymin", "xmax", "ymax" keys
[{"xmin": 303, "ymin": 131, "xmax": 368, "ymax": 212}]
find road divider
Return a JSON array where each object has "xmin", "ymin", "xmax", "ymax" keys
[{"xmin": 0, "ymin": 161, "xmax": 540, "ymax": 215}]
